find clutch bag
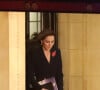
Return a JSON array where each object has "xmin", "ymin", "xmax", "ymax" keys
[
  {"xmin": 38, "ymin": 77, "xmax": 58, "ymax": 90},
  {"xmin": 41, "ymin": 82, "xmax": 54, "ymax": 90}
]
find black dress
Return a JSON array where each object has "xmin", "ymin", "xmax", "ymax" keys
[{"xmin": 26, "ymin": 46, "xmax": 63, "ymax": 90}]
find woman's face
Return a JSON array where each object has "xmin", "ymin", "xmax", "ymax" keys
[{"xmin": 41, "ymin": 35, "xmax": 55, "ymax": 51}]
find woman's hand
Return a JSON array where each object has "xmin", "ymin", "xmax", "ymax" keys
[{"xmin": 41, "ymin": 88, "xmax": 48, "ymax": 90}]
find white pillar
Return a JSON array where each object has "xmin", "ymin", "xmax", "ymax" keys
[{"xmin": 9, "ymin": 12, "xmax": 25, "ymax": 90}]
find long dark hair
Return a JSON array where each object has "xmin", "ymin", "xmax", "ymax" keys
[
  {"xmin": 26, "ymin": 30, "xmax": 55, "ymax": 52},
  {"xmin": 38, "ymin": 30, "xmax": 55, "ymax": 41}
]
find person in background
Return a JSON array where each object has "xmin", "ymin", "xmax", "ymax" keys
[{"xmin": 26, "ymin": 30, "xmax": 63, "ymax": 90}]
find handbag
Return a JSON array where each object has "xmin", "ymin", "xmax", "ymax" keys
[
  {"xmin": 38, "ymin": 77, "xmax": 58, "ymax": 90},
  {"xmin": 41, "ymin": 82, "xmax": 54, "ymax": 90}
]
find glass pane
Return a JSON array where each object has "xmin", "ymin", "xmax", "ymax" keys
[
  {"xmin": 30, "ymin": 12, "xmax": 37, "ymax": 21},
  {"xmin": 29, "ymin": 22, "xmax": 37, "ymax": 39},
  {"xmin": 38, "ymin": 22, "xmax": 41, "ymax": 32},
  {"xmin": 38, "ymin": 13, "xmax": 40, "ymax": 21}
]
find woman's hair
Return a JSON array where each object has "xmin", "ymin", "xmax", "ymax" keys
[
  {"xmin": 28, "ymin": 30, "xmax": 55, "ymax": 49},
  {"xmin": 38, "ymin": 30, "xmax": 55, "ymax": 40}
]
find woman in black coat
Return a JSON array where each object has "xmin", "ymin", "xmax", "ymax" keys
[{"xmin": 26, "ymin": 30, "xmax": 63, "ymax": 90}]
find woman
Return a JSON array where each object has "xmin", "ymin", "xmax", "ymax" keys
[{"xmin": 26, "ymin": 30, "xmax": 63, "ymax": 90}]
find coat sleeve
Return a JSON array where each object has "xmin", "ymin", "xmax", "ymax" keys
[
  {"xmin": 26, "ymin": 48, "xmax": 42, "ymax": 90},
  {"xmin": 55, "ymin": 49, "xmax": 63, "ymax": 90}
]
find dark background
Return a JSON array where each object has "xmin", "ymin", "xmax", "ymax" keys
[
  {"xmin": 1, "ymin": 0, "xmax": 100, "ymax": 3},
  {"xmin": 28, "ymin": 0, "xmax": 100, "ymax": 3}
]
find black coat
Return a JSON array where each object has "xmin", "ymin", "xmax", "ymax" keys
[{"xmin": 26, "ymin": 46, "xmax": 63, "ymax": 90}]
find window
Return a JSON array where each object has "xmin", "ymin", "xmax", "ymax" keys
[
  {"xmin": 25, "ymin": 12, "xmax": 58, "ymax": 47},
  {"xmin": 25, "ymin": 12, "xmax": 42, "ymax": 40}
]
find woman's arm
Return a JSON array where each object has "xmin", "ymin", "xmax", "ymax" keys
[
  {"xmin": 55, "ymin": 49, "xmax": 63, "ymax": 90},
  {"xmin": 26, "ymin": 49, "xmax": 42, "ymax": 90}
]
